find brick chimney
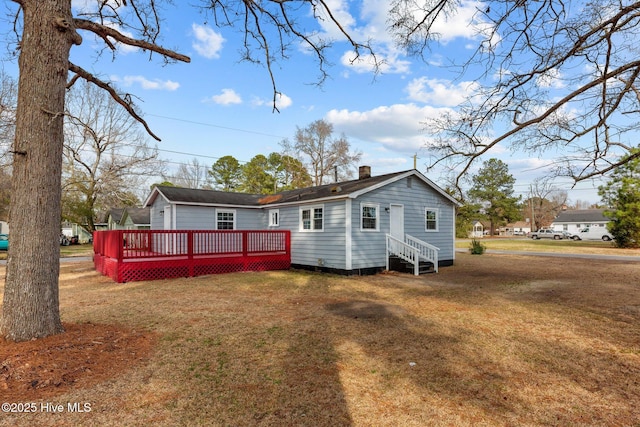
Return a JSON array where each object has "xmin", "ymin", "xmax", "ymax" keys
[{"xmin": 358, "ymin": 166, "xmax": 371, "ymax": 180}]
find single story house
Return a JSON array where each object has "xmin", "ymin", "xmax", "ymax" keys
[
  {"xmin": 105, "ymin": 207, "xmax": 150, "ymax": 230},
  {"xmin": 143, "ymin": 168, "xmax": 459, "ymax": 275},
  {"xmin": 120, "ymin": 207, "xmax": 151, "ymax": 230},
  {"xmin": 61, "ymin": 221, "xmax": 93, "ymax": 244},
  {"xmin": 551, "ymin": 209, "xmax": 610, "ymax": 234},
  {"xmin": 107, "ymin": 208, "xmax": 125, "ymax": 230},
  {"xmin": 500, "ymin": 221, "xmax": 532, "ymax": 236}
]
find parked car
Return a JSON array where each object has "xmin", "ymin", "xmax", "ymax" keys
[
  {"xmin": 561, "ymin": 231, "xmax": 575, "ymax": 239},
  {"xmin": 571, "ymin": 227, "xmax": 614, "ymax": 241},
  {"xmin": 530, "ymin": 229, "xmax": 564, "ymax": 240},
  {"xmin": 0, "ymin": 234, "xmax": 8, "ymax": 250}
]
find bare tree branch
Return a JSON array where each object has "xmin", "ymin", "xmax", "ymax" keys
[
  {"xmin": 68, "ymin": 62, "xmax": 161, "ymax": 141},
  {"xmin": 425, "ymin": 1, "xmax": 640, "ymax": 185}
]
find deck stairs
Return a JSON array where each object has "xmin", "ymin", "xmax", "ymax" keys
[{"xmin": 386, "ymin": 234, "xmax": 439, "ymax": 276}]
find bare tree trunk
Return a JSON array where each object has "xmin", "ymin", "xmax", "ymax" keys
[{"xmin": 1, "ymin": 0, "xmax": 78, "ymax": 341}]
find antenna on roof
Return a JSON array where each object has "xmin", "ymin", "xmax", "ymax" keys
[{"xmin": 334, "ymin": 165, "xmax": 338, "ymax": 183}]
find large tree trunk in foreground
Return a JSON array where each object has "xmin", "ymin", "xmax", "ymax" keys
[{"xmin": 1, "ymin": 0, "xmax": 79, "ymax": 341}]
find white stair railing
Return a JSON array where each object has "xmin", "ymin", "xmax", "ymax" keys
[
  {"xmin": 385, "ymin": 234, "xmax": 440, "ymax": 275},
  {"xmin": 405, "ymin": 235, "xmax": 439, "ymax": 273}
]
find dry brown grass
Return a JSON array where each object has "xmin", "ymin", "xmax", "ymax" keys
[{"xmin": 1, "ymin": 253, "xmax": 639, "ymax": 426}]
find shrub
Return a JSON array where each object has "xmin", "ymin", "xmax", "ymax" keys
[{"xmin": 469, "ymin": 239, "xmax": 486, "ymax": 255}]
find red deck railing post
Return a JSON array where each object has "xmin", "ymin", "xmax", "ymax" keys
[
  {"xmin": 187, "ymin": 230, "xmax": 194, "ymax": 277},
  {"xmin": 242, "ymin": 230, "xmax": 248, "ymax": 270}
]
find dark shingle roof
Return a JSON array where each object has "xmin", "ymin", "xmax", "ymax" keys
[
  {"xmin": 146, "ymin": 170, "xmax": 458, "ymax": 208},
  {"xmin": 124, "ymin": 207, "xmax": 150, "ymax": 225},
  {"xmin": 553, "ymin": 209, "xmax": 608, "ymax": 223},
  {"xmin": 153, "ymin": 186, "xmax": 263, "ymax": 206},
  {"xmin": 109, "ymin": 208, "xmax": 125, "ymax": 223}
]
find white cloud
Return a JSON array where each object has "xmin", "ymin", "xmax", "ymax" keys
[
  {"xmin": 252, "ymin": 93, "xmax": 293, "ymax": 110},
  {"xmin": 536, "ymin": 68, "xmax": 566, "ymax": 89},
  {"xmin": 276, "ymin": 93, "xmax": 293, "ymax": 110},
  {"xmin": 326, "ymin": 103, "xmax": 450, "ymax": 152},
  {"xmin": 208, "ymin": 88, "xmax": 242, "ymax": 105},
  {"xmin": 312, "ymin": 0, "xmax": 493, "ymax": 78},
  {"xmin": 431, "ymin": 1, "xmax": 490, "ymax": 44},
  {"xmin": 191, "ymin": 23, "xmax": 225, "ymax": 59},
  {"xmin": 116, "ymin": 75, "xmax": 180, "ymax": 91},
  {"xmin": 405, "ymin": 77, "xmax": 479, "ymax": 107},
  {"xmin": 341, "ymin": 51, "xmax": 411, "ymax": 75}
]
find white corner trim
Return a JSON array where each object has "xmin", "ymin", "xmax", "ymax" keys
[{"xmin": 345, "ymin": 199, "xmax": 352, "ymax": 270}]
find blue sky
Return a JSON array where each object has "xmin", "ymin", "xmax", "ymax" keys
[{"xmin": 1, "ymin": 1, "xmax": 604, "ymax": 203}]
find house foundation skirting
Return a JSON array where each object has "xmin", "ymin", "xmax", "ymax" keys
[{"xmin": 291, "ymin": 259, "xmax": 453, "ymax": 276}]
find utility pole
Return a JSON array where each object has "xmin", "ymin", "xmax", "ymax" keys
[{"xmin": 530, "ymin": 184, "xmax": 535, "ymax": 231}]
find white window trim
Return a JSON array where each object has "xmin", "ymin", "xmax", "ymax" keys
[
  {"xmin": 269, "ymin": 209, "xmax": 280, "ymax": 227},
  {"xmin": 425, "ymin": 207, "xmax": 439, "ymax": 232},
  {"xmin": 216, "ymin": 209, "xmax": 236, "ymax": 230},
  {"xmin": 360, "ymin": 202, "xmax": 380, "ymax": 232},
  {"xmin": 299, "ymin": 204, "xmax": 324, "ymax": 232}
]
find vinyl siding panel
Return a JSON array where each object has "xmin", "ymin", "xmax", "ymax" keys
[{"xmin": 281, "ymin": 201, "xmax": 347, "ymax": 269}]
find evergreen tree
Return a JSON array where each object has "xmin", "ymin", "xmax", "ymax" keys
[
  {"xmin": 468, "ymin": 159, "xmax": 522, "ymax": 235},
  {"xmin": 598, "ymin": 149, "xmax": 640, "ymax": 248}
]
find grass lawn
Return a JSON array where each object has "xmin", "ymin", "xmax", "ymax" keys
[
  {"xmin": 1, "ymin": 253, "xmax": 640, "ymax": 426},
  {"xmin": 456, "ymin": 237, "xmax": 640, "ymax": 256}
]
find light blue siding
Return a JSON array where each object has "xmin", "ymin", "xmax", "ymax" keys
[
  {"xmin": 150, "ymin": 203, "xmax": 262, "ymax": 230},
  {"xmin": 147, "ymin": 172, "xmax": 456, "ymax": 273},
  {"xmin": 350, "ymin": 176, "xmax": 455, "ymax": 269},
  {"xmin": 280, "ymin": 201, "xmax": 347, "ymax": 269}
]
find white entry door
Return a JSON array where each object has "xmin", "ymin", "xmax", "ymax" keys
[{"xmin": 389, "ymin": 204, "xmax": 404, "ymax": 242}]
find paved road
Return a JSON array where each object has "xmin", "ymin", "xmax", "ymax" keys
[
  {"xmin": 0, "ymin": 256, "xmax": 93, "ymax": 266},
  {"xmin": 456, "ymin": 248, "xmax": 640, "ymax": 262}
]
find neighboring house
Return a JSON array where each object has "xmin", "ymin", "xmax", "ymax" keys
[
  {"xmin": 107, "ymin": 208, "xmax": 125, "ymax": 230},
  {"xmin": 469, "ymin": 220, "xmax": 484, "ymax": 238},
  {"xmin": 61, "ymin": 221, "xmax": 93, "ymax": 243},
  {"xmin": 143, "ymin": 168, "xmax": 459, "ymax": 275},
  {"xmin": 501, "ymin": 221, "xmax": 532, "ymax": 236},
  {"xmin": 551, "ymin": 209, "xmax": 610, "ymax": 234},
  {"xmin": 120, "ymin": 207, "xmax": 151, "ymax": 230}
]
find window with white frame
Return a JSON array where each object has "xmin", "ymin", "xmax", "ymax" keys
[
  {"xmin": 216, "ymin": 209, "xmax": 235, "ymax": 230},
  {"xmin": 300, "ymin": 205, "xmax": 323, "ymax": 231},
  {"xmin": 361, "ymin": 203, "xmax": 379, "ymax": 231},
  {"xmin": 425, "ymin": 208, "xmax": 438, "ymax": 231},
  {"xmin": 269, "ymin": 209, "xmax": 280, "ymax": 227}
]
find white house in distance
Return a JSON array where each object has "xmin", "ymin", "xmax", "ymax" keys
[
  {"xmin": 551, "ymin": 209, "xmax": 610, "ymax": 234},
  {"xmin": 143, "ymin": 167, "xmax": 459, "ymax": 275}
]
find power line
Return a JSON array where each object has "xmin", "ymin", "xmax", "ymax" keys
[{"xmin": 146, "ymin": 113, "xmax": 288, "ymax": 140}]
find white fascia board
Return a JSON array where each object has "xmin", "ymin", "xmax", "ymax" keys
[
  {"xmin": 143, "ymin": 187, "xmax": 171, "ymax": 208},
  {"xmin": 260, "ymin": 195, "xmax": 349, "ymax": 209}
]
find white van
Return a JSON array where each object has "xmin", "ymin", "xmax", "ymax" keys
[{"xmin": 572, "ymin": 226, "xmax": 614, "ymax": 241}]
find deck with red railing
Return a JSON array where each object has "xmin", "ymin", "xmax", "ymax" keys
[{"xmin": 93, "ymin": 230, "xmax": 291, "ymax": 283}]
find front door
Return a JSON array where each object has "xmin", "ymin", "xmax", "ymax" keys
[{"xmin": 389, "ymin": 204, "xmax": 404, "ymax": 242}]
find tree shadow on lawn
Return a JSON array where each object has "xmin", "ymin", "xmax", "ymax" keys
[{"xmin": 326, "ymin": 278, "xmax": 640, "ymax": 424}]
